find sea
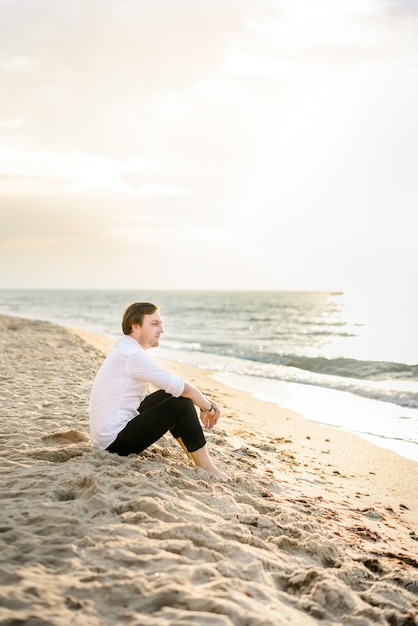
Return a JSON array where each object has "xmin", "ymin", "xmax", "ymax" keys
[{"xmin": 1, "ymin": 289, "xmax": 417, "ymax": 463}]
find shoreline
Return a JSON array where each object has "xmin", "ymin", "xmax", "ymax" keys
[
  {"xmin": 1, "ymin": 314, "xmax": 418, "ymax": 625},
  {"xmin": 74, "ymin": 324, "xmax": 418, "ymax": 526},
  {"xmin": 5, "ymin": 309, "xmax": 418, "ymax": 462}
]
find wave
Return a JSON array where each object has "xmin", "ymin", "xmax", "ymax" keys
[
  {"xmin": 162, "ymin": 342, "xmax": 418, "ymax": 410},
  {"xmin": 171, "ymin": 336, "xmax": 418, "ymax": 382},
  {"xmin": 279, "ymin": 354, "xmax": 418, "ymax": 381},
  {"xmin": 242, "ymin": 362, "xmax": 418, "ymax": 410},
  {"xmin": 193, "ymin": 345, "xmax": 418, "ymax": 383},
  {"xmin": 280, "ymin": 371, "xmax": 418, "ymax": 410}
]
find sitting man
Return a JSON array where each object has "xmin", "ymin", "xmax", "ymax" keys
[{"xmin": 89, "ymin": 302, "xmax": 228, "ymax": 480}]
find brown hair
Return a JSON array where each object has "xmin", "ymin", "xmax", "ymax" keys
[{"xmin": 122, "ymin": 302, "xmax": 159, "ymax": 335}]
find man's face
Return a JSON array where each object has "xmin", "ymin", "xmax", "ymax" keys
[{"xmin": 133, "ymin": 311, "xmax": 164, "ymax": 350}]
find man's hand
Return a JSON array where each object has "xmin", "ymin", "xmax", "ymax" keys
[{"xmin": 200, "ymin": 403, "xmax": 220, "ymax": 430}]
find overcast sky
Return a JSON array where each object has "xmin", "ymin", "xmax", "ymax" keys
[{"xmin": 1, "ymin": 0, "xmax": 417, "ymax": 293}]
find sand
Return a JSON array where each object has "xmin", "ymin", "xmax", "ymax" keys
[{"xmin": 0, "ymin": 314, "xmax": 417, "ymax": 626}]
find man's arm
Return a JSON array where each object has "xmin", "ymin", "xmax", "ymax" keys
[
  {"xmin": 181, "ymin": 381, "xmax": 212, "ymax": 410},
  {"xmin": 181, "ymin": 382, "xmax": 220, "ymax": 430}
]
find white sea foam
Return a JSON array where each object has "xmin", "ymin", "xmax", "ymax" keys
[{"xmin": 211, "ymin": 370, "xmax": 418, "ymax": 462}]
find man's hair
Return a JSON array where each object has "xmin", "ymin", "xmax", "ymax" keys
[{"xmin": 122, "ymin": 302, "xmax": 159, "ymax": 335}]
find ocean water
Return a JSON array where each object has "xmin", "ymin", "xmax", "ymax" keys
[{"xmin": 1, "ymin": 289, "xmax": 417, "ymax": 462}]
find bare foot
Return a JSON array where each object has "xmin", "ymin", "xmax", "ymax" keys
[
  {"xmin": 206, "ymin": 463, "xmax": 229, "ymax": 482},
  {"xmin": 191, "ymin": 445, "xmax": 229, "ymax": 481}
]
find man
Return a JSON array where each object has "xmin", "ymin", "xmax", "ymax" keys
[{"xmin": 89, "ymin": 302, "xmax": 228, "ymax": 480}]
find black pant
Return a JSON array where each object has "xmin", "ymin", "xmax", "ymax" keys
[{"xmin": 106, "ymin": 390, "xmax": 207, "ymax": 457}]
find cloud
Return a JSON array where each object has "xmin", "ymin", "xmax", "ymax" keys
[
  {"xmin": 0, "ymin": 195, "xmax": 110, "ymax": 241},
  {"xmin": 0, "ymin": 1, "xmax": 248, "ymax": 147},
  {"xmin": 0, "ymin": 147, "xmax": 190, "ymax": 197},
  {"xmin": 387, "ymin": 0, "xmax": 418, "ymax": 12},
  {"xmin": 0, "ymin": 118, "xmax": 24, "ymax": 129},
  {"xmin": 0, "ymin": 0, "xmax": 417, "ymax": 290}
]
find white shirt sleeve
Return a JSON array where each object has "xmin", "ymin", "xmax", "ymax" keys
[{"xmin": 128, "ymin": 350, "xmax": 185, "ymax": 398}]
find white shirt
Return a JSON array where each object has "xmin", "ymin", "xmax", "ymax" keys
[{"xmin": 89, "ymin": 335, "xmax": 184, "ymax": 449}]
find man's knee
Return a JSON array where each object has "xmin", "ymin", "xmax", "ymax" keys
[{"xmin": 176, "ymin": 396, "xmax": 195, "ymax": 410}]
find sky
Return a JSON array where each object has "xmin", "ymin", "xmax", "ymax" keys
[{"xmin": 1, "ymin": 0, "xmax": 418, "ymax": 293}]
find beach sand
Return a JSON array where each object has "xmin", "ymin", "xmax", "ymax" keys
[{"xmin": 1, "ymin": 314, "xmax": 417, "ymax": 626}]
